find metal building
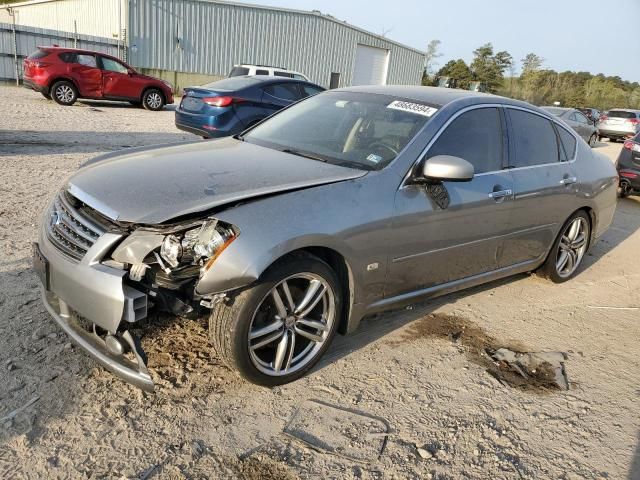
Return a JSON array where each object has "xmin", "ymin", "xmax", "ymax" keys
[{"xmin": 2, "ymin": 0, "xmax": 425, "ymax": 88}]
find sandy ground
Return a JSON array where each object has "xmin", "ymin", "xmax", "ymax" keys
[{"xmin": 1, "ymin": 86, "xmax": 639, "ymax": 479}]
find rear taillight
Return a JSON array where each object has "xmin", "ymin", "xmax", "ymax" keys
[
  {"xmin": 599, "ymin": 115, "xmax": 608, "ymax": 122},
  {"xmin": 620, "ymin": 171, "xmax": 638, "ymax": 179},
  {"xmin": 32, "ymin": 61, "xmax": 51, "ymax": 68},
  {"xmin": 626, "ymin": 118, "xmax": 640, "ymax": 125},
  {"xmin": 202, "ymin": 96, "xmax": 245, "ymax": 107}
]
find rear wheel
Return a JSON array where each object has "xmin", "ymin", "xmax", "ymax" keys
[
  {"xmin": 588, "ymin": 133, "xmax": 596, "ymax": 147},
  {"xmin": 142, "ymin": 88, "xmax": 165, "ymax": 111},
  {"xmin": 539, "ymin": 211, "xmax": 591, "ymax": 283},
  {"xmin": 51, "ymin": 80, "xmax": 77, "ymax": 106},
  {"xmin": 618, "ymin": 181, "xmax": 631, "ymax": 198},
  {"xmin": 208, "ymin": 253, "xmax": 341, "ymax": 386}
]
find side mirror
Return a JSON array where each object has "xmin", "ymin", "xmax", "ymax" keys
[{"xmin": 420, "ymin": 155, "xmax": 474, "ymax": 182}]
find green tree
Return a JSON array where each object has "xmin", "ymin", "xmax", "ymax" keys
[
  {"xmin": 470, "ymin": 43, "xmax": 513, "ymax": 93},
  {"xmin": 520, "ymin": 53, "xmax": 544, "ymax": 77},
  {"xmin": 436, "ymin": 59, "xmax": 474, "ymax": 89}
]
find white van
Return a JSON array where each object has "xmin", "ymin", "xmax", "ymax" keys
[{"xmin": 228, "ymin": 64, "xmax": 309, "ymax": 81}]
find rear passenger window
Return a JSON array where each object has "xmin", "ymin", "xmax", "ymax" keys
[
  {"xmin": 76, "ymin": 54, "xmax": 97, "ymax": 68},
  {"xmin": 255, "ymin": 69, "xmax": 269, "ymax": 75},
  {"xmin": 58, "ymin": 52, "xmax": 76, "ymax": 63},
  {"xmin": 264, "ymin": 83, "xmax": 300, "ymax": 101},
  {"xmin": 508, "ymin": 109, "xmax": 559, "ymax": 167},
  {"xmin": 427, "ymin": 108, "xmax": 503, "ymax": 174},
  {"xmin": 557, "ymin": 126, "xmax": 577, "ymax": 160}
]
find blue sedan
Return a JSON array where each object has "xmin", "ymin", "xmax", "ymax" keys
[{"xmin": 175, "ymin": 76, "xmax": 325, "ymax": 138}]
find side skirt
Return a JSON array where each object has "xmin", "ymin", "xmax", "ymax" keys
[{"xmin": 365, "ymin": 257, "xmax": 544, "ymax": 315}]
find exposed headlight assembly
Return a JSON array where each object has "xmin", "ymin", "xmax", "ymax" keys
[{"xmin": 159, "ymin": 219, "xmax": 237, "ymax": 273}]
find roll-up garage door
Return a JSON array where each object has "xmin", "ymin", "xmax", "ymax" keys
[{"xmin": 352, "ymin": 44, "xmax": 390, "ymax": 86}]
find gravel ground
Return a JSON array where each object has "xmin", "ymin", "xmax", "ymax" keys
[{"xmin": 1, "ymin": 86, "xmax": 639, "ymax": 479}]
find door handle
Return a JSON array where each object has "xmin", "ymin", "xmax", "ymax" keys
[
  {"xmin": 488, "ymin": 189, "xmax": 512, "ymax": 200},
  {"xmin": 560, "ymin": 176, "xmax": 577, "ymax": 185}
]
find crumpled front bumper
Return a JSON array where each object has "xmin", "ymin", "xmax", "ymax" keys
[
  {"xmin": 35, "ymin": 226, "xmax": 154, "ymax": 391},
  {"xmin": 41, "ymin": 289, "xmax": 154, "ymax": 391}
]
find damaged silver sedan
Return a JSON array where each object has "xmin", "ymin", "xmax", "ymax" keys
[{"xmin": 33, "ymin": 86, "xmax": 618, "ymax": 390}]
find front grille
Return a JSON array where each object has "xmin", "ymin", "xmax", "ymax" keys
[{"xmin": 46, "ymin": 191, "xmax": 106, "ymax": 262}]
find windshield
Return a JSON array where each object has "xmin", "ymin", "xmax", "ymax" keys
[{"xmin": 243, "ymin": 92, "xmax": 436, "ymax": 170}]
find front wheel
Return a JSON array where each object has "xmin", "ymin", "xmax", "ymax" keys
[
  {"xmin": 142, "ymin": 88, "xmax": 165, "ymax": 111},
  {"xmin": 588, "ymin": 134, "xmax": 597, "ymax": 147},
  {"xmin": 538, "ymin": 211, "xmax": 591, "ymax": 283},
  {"xmin": 51, "ymin": 80, "xmax": 77, "ymax": 106},
  {"xmin": 208, "ymin": 254, "xmax": 341, "ymax": 386}
]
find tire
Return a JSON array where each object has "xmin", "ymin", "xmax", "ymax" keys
[
  {"xmin": 538, "ymin": 210, "xmax": 591, "ymax": 283},
  {"xmin": 41, "ymin": 92, "xmax": 52, "ymax": 100},
  {"xmin": 618, "ymin": 181, "xmax": 631, "ymax": 198},
  {"xmin": 209, "ymin": 253, "xmax": 341, "ymax": 386},
  {"xmin": 142, "ymin": 88, "xmax": 165, "ymax": 111},
  {"xmin": 588, "ymin": 134, "xmax": 596, "ymax": 147},
  {"xmin": 50, "ymin": 80, "xmax": 77, "ymax": 106}
]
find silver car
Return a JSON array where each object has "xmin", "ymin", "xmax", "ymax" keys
[
  {"xmin": 541, "ymin": 107, "xmax": 598, "ymax": 146},
  {"xmin": 34, "ymin": 86, "xmax": 618, "ymax": 390},
  {"xmin": 598, "ymin": 109, "xmax": 640, "ymax": 142}
]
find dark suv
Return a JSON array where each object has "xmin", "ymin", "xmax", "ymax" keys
[
  {"xmin": 23, "ymin": 47, "xmax": 174, "ymax": 110},
  {"xmin": 617, "ymin": 132, "xmax": 640, "ymax": 198}
]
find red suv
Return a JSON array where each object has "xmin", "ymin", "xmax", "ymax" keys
[{"xmin": 23, "ymin": 47, "xmax": 174, "ymax": 110}]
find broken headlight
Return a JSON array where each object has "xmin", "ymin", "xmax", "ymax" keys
[{"xmin": 159, "ymin": 219, "xmax": 237, "ymax": 272}]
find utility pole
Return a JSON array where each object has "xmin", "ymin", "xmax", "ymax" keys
[{"xmin": 10, "ymin": 8, "xmax": 19, "ymax": 86}]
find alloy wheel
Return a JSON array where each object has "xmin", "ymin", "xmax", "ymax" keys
[
  {"xmin": 55, "ymin": 85, "xmax": 75, "ymax": 103},
  {"xmin": 146, "ymin": 92, "xmax": 162, "ymax": 109},
  {"xmin": 556, "ymin": 217, "xmax": 588, "ymax": 278},
  {"xmin": 248, "ymin": 273, "xmax": 335, "ymax": 376}
]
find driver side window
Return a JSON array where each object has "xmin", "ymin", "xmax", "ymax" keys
[
  {"xmin": 427, "ymin": 108, "xmax": 503, "ymax": 174},
  {"xmin": 101, "ymin": 57, "xmax": 128, "ymax": 74}
]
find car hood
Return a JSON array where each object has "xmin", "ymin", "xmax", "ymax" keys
[{"xmin": 67, "ymin": 138, "xmax": 366, "ymax": 224}]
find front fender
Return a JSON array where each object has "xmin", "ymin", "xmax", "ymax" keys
[
  {"xmin": 192, "ymin": 172, "xmax": 395, "ymax": 308},
  {"xmin": 195, "ymin": 232, "xmax": 357, "ymax": 296}
]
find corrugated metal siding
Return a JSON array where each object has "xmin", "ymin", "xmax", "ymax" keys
[
  {"xmin": 0, "ymin": 22, "xmax": 119, "ymax": 81},
  {"xmin": 129, "ymin": 0, "xmax": 424, "ymax": 87},
  {"xmin": 3, "ymin": 0, "xmax": 124, "ymax": 39}
]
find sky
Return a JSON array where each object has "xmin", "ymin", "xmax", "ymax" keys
[{"xmin": 238, "ymin": 0, "xmax": 640, "ymax": 83}]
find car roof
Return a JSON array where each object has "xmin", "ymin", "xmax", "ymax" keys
[
  {"xmin": 333, "ymin": 85, "xmax": 547, "ymax": 112},
  {"xmin": 38, "ymin": 46, "xmax": 121, "ymax": 62},
  {"xmin": 541, "ymin": 106, "xmax": 572, "ymax": 111},
  {"xmin": 197, "ymin": 75, "xmax": 322, "ymax": 91},
  {"xmin": 228, "ymin": 75, "xmax": 316, "ymax": 85},
  {"xmin": 237, "ymin": 64, "xmax": 304, "ymax": 74}
]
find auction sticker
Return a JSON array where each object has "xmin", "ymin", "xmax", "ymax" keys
[{"xmin": 387, "ymin": 100, "xmax": 437, "ymax": 117}]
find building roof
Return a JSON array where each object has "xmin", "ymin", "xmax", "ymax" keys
[{"xmin": 4, "ymin": 0, "xmax": 426, "ymax": 56}]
